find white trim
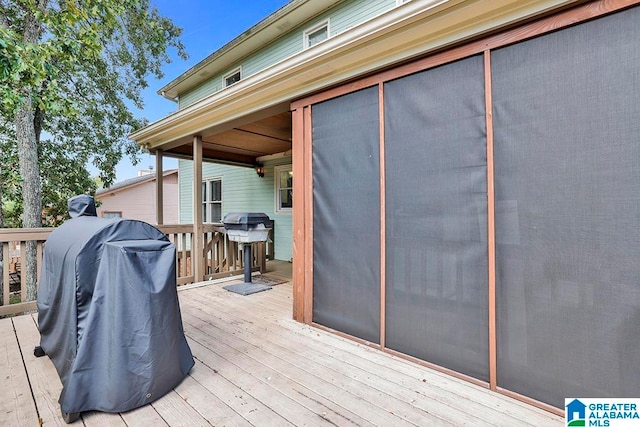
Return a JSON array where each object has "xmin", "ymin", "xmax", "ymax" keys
[
  {"xmin": 396, "ymin": 0, "xmax": 412, "ymax": 5},
  {"xmin": 274, "ymin": 164, "xmax": 293, "ymax": 214},
  {"xmin": 223, "ymin": 66, "xmax": 242, "ymax": 87},
  {"xmin": 303, "ymin": 19, "xmax": 330, "ymax": 49},
  {"xmin": 202, "ymin": 177, "xmax": 223, "ymax": 223}
]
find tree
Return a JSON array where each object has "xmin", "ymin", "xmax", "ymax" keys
[
  {"xmin": 1, "ymin": 135, "xmax": 99, "ymax": 227},
  {"xmin": 0, "ymin": 0, "xmax": 186, "ymax": 300}
]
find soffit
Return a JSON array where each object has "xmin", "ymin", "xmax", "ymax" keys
[{"xmin": 159, "ymin": 111, "xmax": 292, "ymax": 166}]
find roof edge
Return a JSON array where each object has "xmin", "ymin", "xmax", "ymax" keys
[
  {"xmin": 96, "ymin": 169, "xmax": 178, "ymax": 197},
  {"xmin": 158, "ymin": 0, "xmax": 344, "ymax": 99}
]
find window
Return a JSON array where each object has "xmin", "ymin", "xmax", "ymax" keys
[
  {"xmin": 223, "ymin": 67, "xmax": 241, "ymax": 87},
  {"xmin": 304, "ymin": 20, "xmax": 329, "ymax": 49},
  {"xmin": 203, "ymin": 178, "xmax": 222, "ymax": 223},
  {"xmin": 275, "ymin": 165, "xmax": 293, "ymax": 213},
  {"xmin": 103, "ymin": 211, "xmax": 122, "ymax": 219}
]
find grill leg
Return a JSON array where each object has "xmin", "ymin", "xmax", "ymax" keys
[
  {"xmin": 244, "ymin": 243, "xmax": 252, "ymax": 283},
  {"xmin": 34, "ymin": 346, "xmax": 46, "ymax": 357}
]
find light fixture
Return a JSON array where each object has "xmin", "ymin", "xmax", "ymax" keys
[{"xmin": 255, "ymin": 163, "xmax": 265, "ymax": 178}]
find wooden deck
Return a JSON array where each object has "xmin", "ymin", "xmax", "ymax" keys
[{"xmin": 1, "ymin": 266, "xmax": 563, "ymax": 426}]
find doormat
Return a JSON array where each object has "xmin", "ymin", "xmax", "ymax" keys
[{"xmin": 223, "ymin": 282, "xmax": 271, "ymax": 296}]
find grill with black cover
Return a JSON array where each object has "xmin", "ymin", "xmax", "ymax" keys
[{"xmin": 36, "ymin": 195, "xmax": 194, "ymax": 423}]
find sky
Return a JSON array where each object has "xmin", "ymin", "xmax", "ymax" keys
[{"xmin": 110, "ymin": 0, "xmax": 291, "ymax": 182}]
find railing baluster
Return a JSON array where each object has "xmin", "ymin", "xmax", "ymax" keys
[
  {"xmin": 153, "ymin": 224, "xmax": 266, "ymax": 286},
  {"xmin": 181, "ymin": 233, "xmax": 187, "ymax": 278},
  {"xmin": 20, "ymin": 241, "xmax": 27, "ymax": 303},
  {"xmin": 36, "ymin": 241, "xmax": 43, "ymax": 290},
  {"xmin": 2, "ymin": 242, "xmax": 9, "ymax": 306}
]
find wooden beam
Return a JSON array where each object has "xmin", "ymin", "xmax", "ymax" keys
[
  {"xmin": 234, "ymin": 128, "xmax": 292, "ymax": 144},
  {"xmin": 0, "ymin": 228, "xmax": 52, "ymax": 242},
  {"xmin": 168, "ymin": 144, "xmax": 257, "ymax": 166},
  {"xmin": 291, "ymin": 107, "xmax": 305, "ymax": 322},
  {"xmin": 378, "ymin": 83, "xmax": 386, "ymax": 349},
  {"xmin": 484, "ymin": 50, "xmax": 497, "ymax": 392},
  {"xmin": 0, "ymin": 301, "xmax": 37, "ymax": 317},
  {"xmin": 19, "ymin": 244, "xmax": 26, "ymax": 303},
  {"xmin": 193, "ymin": 136, "xmax": 204, "ymax": 283},
  {"xmin": 156, "ymin": 150, "xmax": 164, "ymax": 225},
  {"xmin": 2, "ymin": 243, "xmax": 9, "ymax": 307}
]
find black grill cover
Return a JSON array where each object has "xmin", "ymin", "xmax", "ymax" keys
[{"xmin": 37, "ymin": 195, "xmax": 194, "ymax": 414}]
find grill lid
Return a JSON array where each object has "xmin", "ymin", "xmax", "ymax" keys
[{"xmin": 223, "ymin": 212, "xmax": 273, "ymax": 231}]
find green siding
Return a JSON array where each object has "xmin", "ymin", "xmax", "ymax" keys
[
  {"xmin": 178, "ymin": 159, "xmax": 194, "ymax": 223},
  {"xmin": 179, "ymin": 158, "xmax": 293, "ymax": 261},
  {"xmin": 179, "ymin": 0, "xmax": 396, "ymax": 108}
]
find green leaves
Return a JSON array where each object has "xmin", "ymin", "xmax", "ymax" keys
[{"xmin": 0, "ymin": 0, "xmax": 187, "ymax": 225}]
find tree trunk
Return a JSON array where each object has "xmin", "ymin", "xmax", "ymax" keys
[
  {"xmin": 16, "ymin": 100, "xmax": 42, "ymax": 301},
  {"xmin": 16, "ymin": 3, "xmax": 46, "ymax": 302}
]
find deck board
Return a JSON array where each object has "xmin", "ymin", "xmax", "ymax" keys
[
  {"xmin": 182, "ymin": 300, "xmax": 423, "ymax": 426},
  {"xmin": 0, "ymin": 317, "xmax": 39, "ymax": 426},
  {"xmin": 2, "ymin": 264, "xmax": 563, "ymax": 426},
  {"xmin": 149, "ymin": 389, "xmax": 214, "ymax": 426},
  {"xmin": 185, "ymin": 321, "xmax": 374, "ymax": 427},
  {"xmin": 12, "ymin": 314, "xmax": 66, "ymax": 426},
  {"xmin": 181, "ymin": 287, "xmax": 555, "ymax": 427},
  {"xmin": 183, "ymin": 285, "xmax": 560, "ymax": 426},
  {"xmin": 119, "ymin": 403, "xmax": 169, "ymax": 427},
  {"xmin": 172, "ymin": 372, "xmax": 251, "ymax": 427},
  {"xmin": 187, "ymin": 324, "xmax": 374, "ymax": 427},
  {"xmin": 81, "ymin": 411, "xmax": 127, "ymax": 426}
]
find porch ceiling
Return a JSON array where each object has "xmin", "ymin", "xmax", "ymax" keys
[{"xmin": 157, "ymin": 111, "xmax": 291, "ymax": 166}]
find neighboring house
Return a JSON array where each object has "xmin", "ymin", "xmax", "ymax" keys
[
  {"xmin": 96, "ymin": 169, "xmax": 178, "ymax": 224},
  {"xmin": 131, "ymin": 0, "xmax": 640, "ymax": 414}
]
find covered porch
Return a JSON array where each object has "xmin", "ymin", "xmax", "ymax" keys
[
  {"xmin": 147, "ymin": 106, "xmax": 292, "ymax": 285},
  {"xmin": 2, "ymin": 264, "xmax": 562, "ymax": 426}
]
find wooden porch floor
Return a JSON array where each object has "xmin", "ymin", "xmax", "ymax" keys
[{"xmin": 2, "ymin": 263, "xmax": 562, "ymax": 426}]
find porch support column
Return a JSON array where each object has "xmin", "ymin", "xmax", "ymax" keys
[
  {"xmin": 193, "ymin": 136, "xmax": 204, "ymax": 283},
  {"xmin": 291, "ymin": 107, "xmax": 305, "ymax": 322},
  {"xmin": 155, "ymin": 149, "xmax": 164, "ymax": 225}
]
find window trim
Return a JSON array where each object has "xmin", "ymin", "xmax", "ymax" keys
[
  {"xmin": 396, "ymin": 0, "xmax": 411, "ymax": 5},
  {"xmin": 202, "ymin": 177, "xmax": 223, "ymax": 224},
  {"xmin": 274, "ymin": 164, "xmax": 293, "ymax": 214},
  {"xmin": 303, "ymin": 19, "xmax": 330, "ymax": 49},
  {"xmin": 222, "ymin": 67, "xmax": 242, "ymax": 88}
]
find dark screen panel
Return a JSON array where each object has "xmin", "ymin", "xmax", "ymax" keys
[
  {"xmin": 493, "ymin": 6, "xmax": 640, "ymax": 407},
  {"xmin": 312, "ymin": 86, "xmax": 381, "ymax": 343},
  {"xmin": 384, "ymin": 55, "xmax": 489, "ymax": 381}
]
